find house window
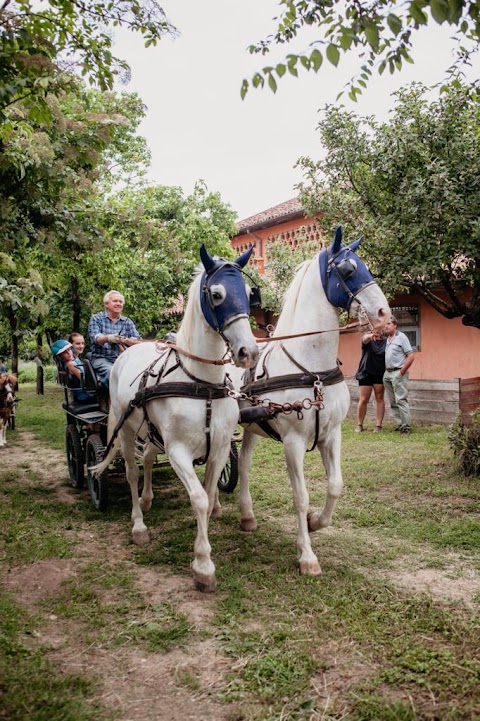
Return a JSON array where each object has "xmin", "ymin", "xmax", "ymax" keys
[{"xmin": 391, "ymin": 305, "xmax": 420, "ymax": 351}]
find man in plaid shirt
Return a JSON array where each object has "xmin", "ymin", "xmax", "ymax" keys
[{"xmin": 88, "ymin": 290, "xmax": 142, "ymax": 388}]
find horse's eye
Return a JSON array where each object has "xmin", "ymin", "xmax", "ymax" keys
[{"xmin": 210, "ymin": 284, "xmax": 226, "ymax": 306}]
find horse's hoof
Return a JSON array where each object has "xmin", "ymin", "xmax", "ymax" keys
[
  {"xmin": 299, "ymin": 560, "xmax": 322, "ymax": 576},
  {"xmin": 132, "ymin": 528, "xmax": 149, "ymax": 546},
  {"xmin": 193, "ymin": 574, "xmax": 216, "ymax": 593},
  {"xmin": 240, "ymin": 518, "xmax": 257, "ymax": 532}
]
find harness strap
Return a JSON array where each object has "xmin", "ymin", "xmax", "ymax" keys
[
  {"xmin": 102, "ymin": 382, "xmax": 231, "ymax": 461},
  {"xmin": 241, "ymin": 366, "xmax": 344, "ymax": 396},
  {"xmin": 241, "ymin": 366, "xmax": 343, "ymax": 452}
]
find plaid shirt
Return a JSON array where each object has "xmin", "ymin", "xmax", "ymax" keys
[{"xmin": 88, "ymin": 311, "xmax": 141, "ymax": 360}]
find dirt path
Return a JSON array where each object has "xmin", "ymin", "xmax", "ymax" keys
[
  {"xmin": 2, "ymin": 431, "xmax": 479, "ymax": 721},
  {"xmin": 1, "ymin": 431, "xmax": 240, "ymax": 721}
]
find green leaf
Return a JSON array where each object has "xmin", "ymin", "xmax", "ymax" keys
[
  {"xmin": 387, "ymin": 13, "xmax": 403, "ymax": 35},
  {"xmin": 409, "ymin": 1, "xmax": 429, "ymax": 24},
  {"xmin": 252, "ymin": 73, "xmax": 264, "ymax": 89},
  {"xmin": 326, "ymin": 44, "xmax": 340, "ymax": 67},
  {"xmin": 430, "ymin": 0, "xmax": 450, "ymax": 23},
  {"xmin": 310, "ymin": 48, "xmax": 323, "ymax": 71},
  {"xmin": 364, "ymin": 23, "xmax": 380, "ymax": 49},
  {"xmin": 240, "ymin": 79, "xmax": 249, "ymax": 100},
  {"xmin": 267, "ymin": 73, "xmax": 277, "ymax": 92},
  {"xmin": 448, "ymin": 0, "xmax": 464, "ymax": 23},
  {"xmin": 275, "ymin": 63, "xmax": 286, "ymax": 77}
]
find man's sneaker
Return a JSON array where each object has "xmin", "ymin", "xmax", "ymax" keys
[
  {"xmin": 401, "ymin": 427, "xmax": 412, "ymax": 434},
  {"xmin": 374, "ymin": 425, "xmax": 382, "ymax": 432},
  {"xmin": 355, "ymin": 424, "xmax": 364, "ymax": 433}
]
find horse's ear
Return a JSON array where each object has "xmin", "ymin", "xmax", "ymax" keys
[
  {"xmin": 200, "ymin": 244, "xmax": 216, "ymax": 273},
  {"xmin": 332, "ymin": 226, "xmax": 342, "ymax": 254},
  {"xmin": 349, "ymin": 235, "xmax": 363, "ymax": 252},
  {"xmin": 235, "ymin": 244, "xmax": 255, "ymax": 268}
]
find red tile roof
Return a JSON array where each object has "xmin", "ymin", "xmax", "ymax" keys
[{"xmin": 236, "ymin": 197, "xmax": 303, "ymax": 233}]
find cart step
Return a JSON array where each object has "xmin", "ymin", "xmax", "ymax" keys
[{"xmin": 75, "ymin": 411, "xmax": 108, "ymax": 423}]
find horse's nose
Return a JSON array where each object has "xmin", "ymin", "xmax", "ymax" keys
[{"xmin": 237, "ymin": 345, "xmax": 259, "ymax": 369}]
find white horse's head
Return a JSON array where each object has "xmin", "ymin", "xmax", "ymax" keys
[
  {"xmin": 319, "ymin": 226, "xmax": 390, "ymax": 330},
  {"xmin": 199, "ymin": 245, "xmax": 259, "ymax": 369}
]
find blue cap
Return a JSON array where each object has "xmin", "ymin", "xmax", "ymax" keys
[{"xmin": 51, "ymin": 340, "xmax": 73, "ymax": 356}]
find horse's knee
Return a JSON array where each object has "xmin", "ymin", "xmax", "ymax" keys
[{"xmin": 307, "ymin": 511, "xmax": 330, "ymax": 531}]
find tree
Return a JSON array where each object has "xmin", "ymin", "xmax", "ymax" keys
[
  {"xmin": 0, "ymin": 0, "xmax": 177, "ymax": 124},
  {"xmin": 98, "ymin": 181, "xmax": 238, "ymax": 336},
  {"xmin": 241, "ymin": 0, "xmax": 480, "ymax": 100},
  {"xmin": 297, "ymin": 82, "xmax": 480, "ymax": 328},
  {"xmin": 0, "ymin": 80, "xmax": 150, "ymax": 370}
]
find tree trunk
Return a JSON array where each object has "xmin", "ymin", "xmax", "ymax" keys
[
  {"xmin": 71, "ymin": 275, "xmax": 81, "ymax": 331},
  {"xmin": 36, "ymin": 332, "xmax": 44, "ymax": 395},
  {"xmin": 7, "ymin": 307, "xmax": 19, "ymax": 375}
]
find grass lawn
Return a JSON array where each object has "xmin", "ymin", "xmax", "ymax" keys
[{"xmin": 1, "ymin": 382, "xmax": 479, "ymax": 721}]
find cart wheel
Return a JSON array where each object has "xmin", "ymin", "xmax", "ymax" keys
[
  {"xmin": 217, "ymin": 441, "xmax": 239, "ymax": 494},
  {"xmin": 65, "ymin": 424, "xmax": 85, "ymax": 489},
  {"xmin": 86, "ymin": 434, "xmax": 109, "ymax": 512}
]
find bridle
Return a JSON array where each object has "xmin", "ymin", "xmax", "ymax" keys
[
  {"xmin": 201, "ymin": 260, "xmax": 261, "ymax": 339},
  {"xmin": 0, "ymin": 381, "xmax": 14, "ymax": 409},
  {"xmin": 320, "ymin": 243, "xmax": 377, "ymax": 311}
]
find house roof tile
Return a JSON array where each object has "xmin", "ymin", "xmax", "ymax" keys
[{"xmin": 236, "ymin": 197, "xmax": 303, "ymax": 233}]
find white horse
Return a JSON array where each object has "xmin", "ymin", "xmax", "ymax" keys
[
  {"xmin": 92, "ymin": 245, "xmax": 259, "ymax": 592},
  {"xmin": 233, "ymin": 227, "xmax": 391, "ymax": 575}
]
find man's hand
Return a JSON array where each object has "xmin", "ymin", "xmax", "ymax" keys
[{"xmin": 106, "ymin": 334, "xmax": 123, "ymax": 344}]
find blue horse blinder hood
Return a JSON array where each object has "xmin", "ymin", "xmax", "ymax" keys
[
  {"xmin": 319, "ymin": 226, "xmax": 375, "ymax": 309},
  {"xmin": 200, "ymin": 244, "xmax": 256, "ymax": 332}
]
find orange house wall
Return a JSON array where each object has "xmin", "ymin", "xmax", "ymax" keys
[
  {"xmin": 339, "ymin": 290, "xmax": 480, "ymax": 380},
  {"xmin": 231, "ymin": 214, "xmax": 323, "ymax": 274}
]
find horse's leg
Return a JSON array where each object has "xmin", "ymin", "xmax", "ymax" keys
[
  {"xmin": 204, "ymin": 445, "xmax": 232, "ymax": 519},
  {"xmin": 168, "ymin": 444, "xmax": 216, "ymax": 593},
  {"xmin": 140, "ymin": 441, "xmax": 157, "ymax": 513},
  {"xmin": 121, "ymin": 427, "xmax": 149, "ymax": 546},
  {"xmin": 0, "ymin": 420, "xmax": 4, "ymax": 447},
  {"xmin": 238, "ymin": 429, "xmax": 259, "ymax": 532},
  {"xmin": 308, "ymin": 425, "xmax": 343, "ymax": 531},
  {"xmin": 283, "ymin": 434, "xmax": 321, "ymax": 576},
  {"xmin": 211, "ymin": 486, "xmax": 222, "ymax": 519}
]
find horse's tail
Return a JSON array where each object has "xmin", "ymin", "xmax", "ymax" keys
[{"xmin": 89, "ymin": 406, "xmax": 121, "ymax": 476}]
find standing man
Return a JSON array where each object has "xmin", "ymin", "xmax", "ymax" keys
[
  {"xmin": 88, "ymin": 290, "xmax": 142, "ymax": 388},
  {"xmin": 383, "ymin": 316, "xmax": 415, "ymax": 434}
]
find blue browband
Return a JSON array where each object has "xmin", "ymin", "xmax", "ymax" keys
[{"xmin": 319, "ymin": 226, "xmax": 375, "ymax": 309}]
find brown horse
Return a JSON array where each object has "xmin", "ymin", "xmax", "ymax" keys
[{"xmin": 0, "ymin": 372, "xmax": 17, "ymax": 447}]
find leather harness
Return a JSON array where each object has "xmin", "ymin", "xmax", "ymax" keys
[
  {"xmin": 240, "ymin": 343, "xmax": 344, "ymax": 450},
  {"xmin": 103, "ymin": 349, "xmax": 231, "ymax": 464}
]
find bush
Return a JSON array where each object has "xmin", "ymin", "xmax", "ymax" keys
[
  {"xmin": 17, "ymin": 362, "xmax": 57, "ymax": 384},
  {"xmin": 448, "ymin": 408, "xmax": 480, "ymax": 476}
]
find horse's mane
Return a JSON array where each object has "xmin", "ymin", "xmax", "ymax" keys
[
  {"xmin": 177, "ymin": 270, "xmax": 203, "ymax": 343},
  {"xmin": 277, "ymin": 257, "xmax": 315, "ymax": 327}
]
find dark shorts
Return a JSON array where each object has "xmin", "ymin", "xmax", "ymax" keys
[{"xmin": 358, "ymin": 373, "xmax": 384, "ymax": 387}]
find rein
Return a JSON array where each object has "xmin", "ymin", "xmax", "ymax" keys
[{"xmin": 155, "ymin": 318, "xmax": 370, "ymax": 366}]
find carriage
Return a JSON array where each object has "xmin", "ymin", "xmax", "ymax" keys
[{"xmin": 54, "ymin": 353, "xmax": 239, "ymax": 512}]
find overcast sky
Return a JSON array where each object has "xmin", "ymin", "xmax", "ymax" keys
[{"xmin": 113, "ymin": 0, "xmax": 480, "ymax": 221}]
